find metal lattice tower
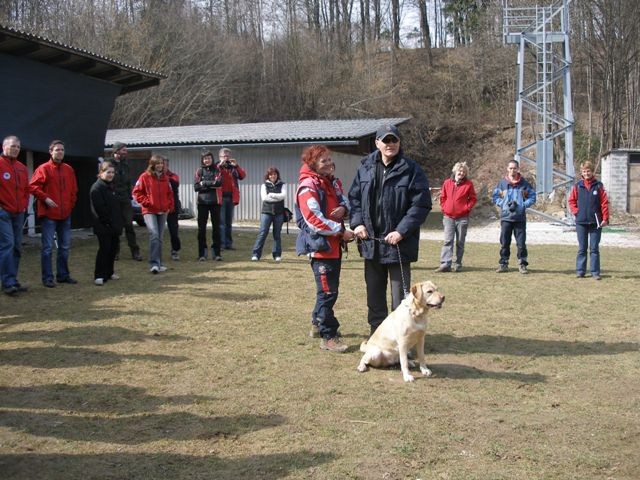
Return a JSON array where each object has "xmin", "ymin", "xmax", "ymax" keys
[{"xmin": 503, "ymin": 0, "xmax": 575, "ymax": 198}]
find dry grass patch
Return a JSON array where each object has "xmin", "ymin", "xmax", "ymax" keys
[{"xmin": 1, "ymin": 226, "xmax": 639, "ymax": 479}]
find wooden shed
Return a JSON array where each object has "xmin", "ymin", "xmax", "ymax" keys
[{"xmin": 0, "ymin": 23, "xmax": 164, "ymax": 229}]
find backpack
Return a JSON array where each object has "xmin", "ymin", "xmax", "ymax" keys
[{"xmin": 283, "ymin": 207, "xmax": 294, "ymax": 234}]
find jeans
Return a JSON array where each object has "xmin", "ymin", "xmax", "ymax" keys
[
  {"xmin": 197, "ymin": 204, "xmax": 221, "ymax": 257},
  {"xmin": 364, "ymin": 259, "xmax": 411, "ymax": 330},
  {"xmin": 311, "ymin": 258, "xmax": 341, "ymax": 339},
  {"xmin": 440, "ymin": 215, "xmax": 469, "ymax": 267},
  {"xmin": 499, "ymin": 220, "xmax": 528, "ymax": 266},
  {"xmin": 252, "ymin": 213, "xmax": 284, "ymax": 259},
  {"xmin": 40, "ymin": 216, "xmax": 72, "ymax": 283},
  {"xmin": 167, "ymin": 211, "xmax": 181, "ymax": 252},
  {"xmin": 0, "ymin": 209, "xmax": 24, "ymax": 289},
  {"xmin": 575, "ymin": 223, "xmax": 601, "ymax": 275},
  {"xmin": 220, "ymin": 194, "xmax": 235, "ymax": 248},
  {"xmin": 95, "ymin": 233, "xmax": 119, "ymax": 280},
  {"xmin": 143, "ymin": 213, "xmax": 166, "ymax": 267}
]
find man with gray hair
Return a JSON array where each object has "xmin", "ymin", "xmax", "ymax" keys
[
  {"xmin": 0, "ymin": 135, "xmax": 29, "ymax": 295},
  {"xmin": 435, "ymin": 161, "xmax": 477, "ymax": 272},
  {"xmin": 217, "ymin": 147, "xmax": 246, "ymax": 250}
]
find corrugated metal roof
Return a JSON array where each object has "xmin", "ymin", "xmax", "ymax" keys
[
  {"xmin": 0, "ymin": 23, "xmax": 165, "ymax": 94},
  {"xmin": 105, "ymin": 118, "xmax": 410, "ymax": 147}
]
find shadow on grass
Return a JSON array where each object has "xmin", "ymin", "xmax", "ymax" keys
[
  {"xmin": 0, "ymin": 346, "xmax": 187, "ymax": 368},
  {"xmin": 429, "ymin": 363, "xmax": 546, "ymax": 382},
  {"xmin": 0, "ymin": 383, "xmax": 209, "ymax": 414},
  {"xmin": 0, "ymin": 326, "xmax": 189, "ymax": 346},
  {"xmin": 0, "ymin": 411, "xmax": 285, "ymax": 444},
  {"xmin": 0, "ymin": 450, "xmax": 336, "ymax": 480},
  {"xmin": 429, "ymin": 334, "xmax": 640, "ymax": 356}
]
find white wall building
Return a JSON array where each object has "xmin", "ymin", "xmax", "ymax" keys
[{"xmin": 105, "ymin": 118, "xmax": 409, "ymax": 221}]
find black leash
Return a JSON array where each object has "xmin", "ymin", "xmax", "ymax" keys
[{"xmin": 362, "ymin": 236, "xmax": 409, "ymax": 298}]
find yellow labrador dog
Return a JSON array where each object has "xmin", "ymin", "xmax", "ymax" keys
[{"xmin": 357, "ymin": 281, "xmax": 444, "ymax": 382}]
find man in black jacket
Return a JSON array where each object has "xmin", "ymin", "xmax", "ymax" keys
[
  {"xmin": 111, "ymin": 142, "xmax": 142, "ymax": 261},
  {"xmin": 349, "ymin": 124, "xmax": 432, "ymax": 335}
]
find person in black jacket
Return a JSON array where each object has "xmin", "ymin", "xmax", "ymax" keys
[
  {"xmin": 164, "ymin": 157, "xmax": 182, "ymax": 260},
  {"xmin": 348, "ymin": 124, "xmax": 432, "ymax": 335},
  {"xmin": 194, "ymin": 151, "xmax": 223, "ymax": 261},
  {"xmin": 90, "ymin": 162, "xmax": 124, "ymax": 286},
  {"xmin": 251, "ymin": 167, "xmax": 286, "ymax": 262}
]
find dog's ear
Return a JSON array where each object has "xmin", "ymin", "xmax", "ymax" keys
[{"xmin": 412, "ymin": 283, "xmax": 423, "ymax": 303}]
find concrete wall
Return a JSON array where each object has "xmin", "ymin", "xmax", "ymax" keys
[
  {"xmin": 149, "ymin": 144, "xmax": 363, "ymax": 222},
  {"xmin": 601, "ymin": 150, "xmax": 630, "ymax": 212}
]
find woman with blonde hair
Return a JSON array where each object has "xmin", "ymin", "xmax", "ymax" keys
[
  {"xmin": 436, "ymin": 161, "xmax": 477, "ymax": 272},
  {"xmin": 132, "ymin": 155, "xmax": 174, "ymax": 273},
  {"xmin": 568, "ymin": 160, "xmax": 609, "ymax": 280}
]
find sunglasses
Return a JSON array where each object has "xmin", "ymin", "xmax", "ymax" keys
[{"xmin": 380, "ymin": 136, "xmax": 399, "ymax": 144}]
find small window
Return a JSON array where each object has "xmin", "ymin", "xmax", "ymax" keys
[{"xmin": 629, "ymin": 152, "xmax": 640, "ymax": 164}]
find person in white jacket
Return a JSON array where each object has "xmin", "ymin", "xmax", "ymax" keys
[{"xmin": 251, "ymin": 167, "xmax": 287, "ymax": 262}]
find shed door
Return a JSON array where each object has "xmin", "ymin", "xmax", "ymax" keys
[{"xmin": 629, "ymin": 163, "xmax": 640, "ymax": 214}]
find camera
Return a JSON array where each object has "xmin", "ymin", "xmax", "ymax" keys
[{"xmin": 507, "ymin": 201, "xmax": 517, "ymax": 213}]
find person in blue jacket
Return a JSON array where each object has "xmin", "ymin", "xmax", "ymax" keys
[
  {"xmin": 492, "ymin": 159, "xmax": 537, "ymax": 274},
  {"xmin": 348, "ymin": 124, "xmax": 432, "ymax": 335}
]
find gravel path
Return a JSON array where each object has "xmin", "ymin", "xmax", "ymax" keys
[{"xmin": 421, "ymin": 221, "xmax": 640, "ymax": 248}]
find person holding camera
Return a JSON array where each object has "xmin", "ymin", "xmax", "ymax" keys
[
  {"xmin": 217, "ymin": 147, "xmax": 246, "ymax": 250},
  {"xmin": 492, "ymin": 159, "xmax": 536, "ymax": 274}
]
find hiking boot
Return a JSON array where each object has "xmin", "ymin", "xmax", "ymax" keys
[
  {"xmin": 496, "ymin": 264, "xmax": 509, "ymax": 273},
  {"xmin": 320, "ymin": 336, "xmax": 348, "ymax": 353},
  {"xmin": 132, "ymin": 249, "xmax": 142, "ymax": 261},
  {"xmin": 309, "ymin": 324, "xmax": 321, "ymax": 338},
  {"xmin": 519, "ymin": 264, "xmax": 529, "ymax": 274},
  {"xmin": 435, "ymin": 264, "xmax": 451, "ymax": 273}
]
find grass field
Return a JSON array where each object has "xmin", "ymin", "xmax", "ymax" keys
[{"xmin": 1, "ymin": 225, "xmax": 639, "ymax": 479}]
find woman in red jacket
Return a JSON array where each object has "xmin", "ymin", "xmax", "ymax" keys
[
  {"xmin": 132, "ymin": 155, "xmax": 174, "ymax": 274},
  {"xmin": 436, "ymin": 161, "xmax": 477, "ymax": 272}
]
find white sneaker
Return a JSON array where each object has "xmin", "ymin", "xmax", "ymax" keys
[
  {"xmin": 251, "ymin": 256, "xmax": 259, "ymax": 261},
  {"xmin": 150, "ymin": 266, "xmax": 159, "ymax": 274},
  {"xmin": 274, "ymin": 257, "xmax": 282, "ymax": 262},
  {"xmin": 158, "ymin": 265, "xmax": 168, "ymax": 272},
  {"xmin": 94, "ymin": 278, "xmax": 104, "ymax": 286},
  {"xmin": 110, "ymin": 274, "xmax": 120, "ymax": 280}
]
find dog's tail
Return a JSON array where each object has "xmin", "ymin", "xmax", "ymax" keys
[{"xmin": 360, "ymin": 341, "xmax": 368, "ymax": 352}]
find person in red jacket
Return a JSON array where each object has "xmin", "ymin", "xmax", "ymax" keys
[
  {"xmin": 217, "ymin": 147, "xmax": 246, "ymax": 250},
  {"xmin": 568, "ymin": 160, "xmax": 609, "ymax": 280},
  {"xmin": 296, "ymin": 145, "xmax": 354, "ymax": 353},
  {"xmin": 29, "ymin": 140, "xmax": 78, "ymax": 287},
  {"xmin": 132, "ymin": 155, "xmax": 174, "ymax": 274},
  {"xmin": 0, "ymin": 135, "xmax": 30, "ymax": 295},
  {"xmin": 435, "ymin": 161, "xmax": 477, "ymax": 272}
]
